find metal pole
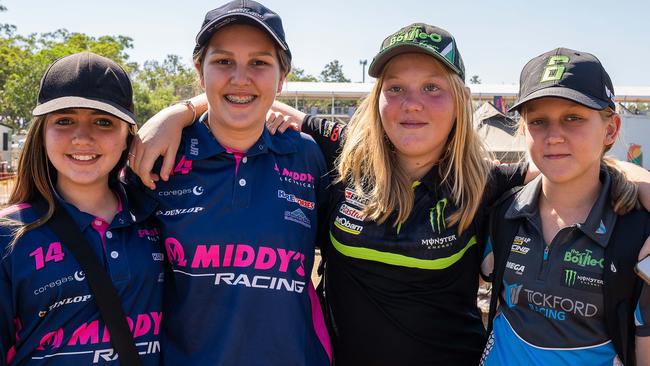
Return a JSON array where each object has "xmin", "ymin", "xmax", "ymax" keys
[{"xmin": 359, "ymin": 59, "xmax": 367, "ymax": 83}]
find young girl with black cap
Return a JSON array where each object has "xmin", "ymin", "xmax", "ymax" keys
[
  {"xmin": 126, "ymin": 1, "xmax": 332, "ymax": 365},
  {"xmin": 0, "ymin": 52, "xmax": 163, "ymax": 365},
  {"xmin": 481, "ymin": 48, "xmax": 650, "ymax": 366}
]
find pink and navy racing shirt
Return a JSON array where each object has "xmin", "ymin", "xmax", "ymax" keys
[
  {"xmin": 126, "ymin": 114, "xmax": 332, "ymax": 366},
  {"xmin": 0, "ymin": 183, "xmax": 163, "ymax": 365}
]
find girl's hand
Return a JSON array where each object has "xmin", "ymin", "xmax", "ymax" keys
[{"xmin": 266, "ymin": 101, "xmax": 306, "ymax": 134}]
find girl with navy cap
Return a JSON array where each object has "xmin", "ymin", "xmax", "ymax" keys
[
  {"xmin": 481, "ymin": 48, "xmax": 650, "ymax": 366},
  {"xmin": 0, "ymin": 52, "xmax": 163, "ymax": 365},
  {"xmin": 126, "ymin": 1, "xmax": 331, "ymax": 365}
]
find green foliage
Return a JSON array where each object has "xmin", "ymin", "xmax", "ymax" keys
[
  {"xmin": 131, "ymin": 55, "xmax": 202, "ymax": 124},
  {"xmin": 319, "ymin": 60, "xmax": 350, "ymax": 82},
  {"xmin": 286, "ymin": 66, "xmax": 317, "ymax": 82},
  {"xmin": 0, "ymin": 28, "xmax": 135, "ymax": 127}
]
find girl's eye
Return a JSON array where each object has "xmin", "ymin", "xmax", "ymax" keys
[
  {"xmin": 252, "ymin": 60, "xmax": 268, "ymax": 66},
  {"xmin": 528, "ymin": 119, "xmax": 544, "ymax": 126},
  {"xmin": 214, "ymin": 59, "xmax": 231, "ymax": 65},
  {"xmin": 387, "ymin": 86, "xmax": 402, "ymax": 93},
  {"xmin": 566, "ymin": 115, "xmax": 582, "ymax": 122},
  {"xmin": 95, "ymin": 119, "xmax": 113, "ymax": 127},
  {"xmin": 54, "ymin": 118, "xmax": 73, "ymax": 126},
  {"xmin": 423, "ymin": 84, "xmax": 439, "ymax": 92}
]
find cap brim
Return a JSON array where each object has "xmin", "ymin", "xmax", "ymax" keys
[
  {"xmin": 195, "ymin": 13, "xmax": 288, "ymax": 53},
  {"xmin": 509, "ymin": 87, "xmax": 611, "ymax": 112},
  {"xmin": 32, "ymin": 96, "xmax": 136, "ymax": 124},
  {"xmin": 368, "ymin": 43, "xmax": 461, "ymax": 78}
]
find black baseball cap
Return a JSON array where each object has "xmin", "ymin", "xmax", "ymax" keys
[
  {"xmin": 32, "ymin": 52, "xmax": 136, "ymax": 124},
  {"xmin": 368, "ymin": 23, "xmax": 465, "ymax": 81},
  {"xmin": 194, "ymin": 0, "xmax": 291, "ymax": 62},
  {"xmin": 510, "ymin": 47, "xmax": 616, "ymax": 112}
]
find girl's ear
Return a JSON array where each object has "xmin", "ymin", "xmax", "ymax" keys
[{"xmin": 604, "ymin": 113, "xmax": 621, "ymax": 146}]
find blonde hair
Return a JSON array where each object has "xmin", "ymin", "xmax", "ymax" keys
[
  {"xmin": 335, "ymin": 59, "xmax": 491, "ymax": 233},
  {"xmin": 519, "ymin": 105, "xmax": 638, "ymax": 215},
  {"xmin": 4, "ymin": 115, "xmax": 136, "ymax": 248}
]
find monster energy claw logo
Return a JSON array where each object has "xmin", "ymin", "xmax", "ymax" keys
[
  {"xmin": 564, "ymin": 269, "xmax": 577, "ymax": 286},
  {"xmin": 429, "ymin": 198, "xmax": 448, "ymax": 234}
]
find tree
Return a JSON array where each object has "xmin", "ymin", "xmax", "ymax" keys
[
  {"xmin": 131, "ymin": 54, "xmax": 202, "ymax": 124},
  {"xmin": 286, "ymin": 66, "xmax": 317, "ymax": 82},
  {"xmin": 319, "ymin": 60, "xmax": 350, "ymax": 82},
  {"xmin": 469, "ymin": 75, "xmax": 481, "ymax": 84},
  {"xmin": 0, "ymin": 29, "xmax": 135, "ymax": 127}
]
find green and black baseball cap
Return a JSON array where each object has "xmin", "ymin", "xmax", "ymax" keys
[
  {"xmin": 368, "ymin": 23, "xmax": 465, "ymax": 81},
  {"xmin": 510, "ymin": 47, "xmax": 616, "ymax": 112}
]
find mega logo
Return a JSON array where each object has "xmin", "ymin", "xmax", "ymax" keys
[
  {"xmin": 277, "ymin": 190, "xmax": 315, "ymax": 210},
  {"xmin": 339, "ymin": 204, "xmax": 365, "ymax": 221},
  {"xmin": 563, "ymin": 248, "xmax": 604, "ymax": 269},
  {"xmin": 37, "ymin": 312, "xmax": 162, "ymax": 350},
  {"xmin": 429, "ymin": 198, "xmax": 448, "ymax": 234},
  {"xmin": 506, "ymin": 261, "xmax": 525, "ymax": 275},
  {"xmin": 334, "ymin": 216, "xmax": 363, "ymax": 235}
]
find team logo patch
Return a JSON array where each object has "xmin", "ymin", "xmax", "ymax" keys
[
  {"xmin": 277, "ymin": 190, "xmax": 315, "ymax": 210},
  {"xmin": 561, "ymin": 267, "xmax": 603, "ymax": 292},
  {"xmin": 284, "ymin": 209, "xmax": 311, "ymax": 228}
]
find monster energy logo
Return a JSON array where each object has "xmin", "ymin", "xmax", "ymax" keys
[
  {"xmin": 564, "ymin": 269, "xmax": 577, "ymax": 286},
  {"xmin": 429, "ymin": 198, "xmax": 448, "ymax": 234},
  {"xmin": 541, "ymin": 55, "xmax": 570, "ymax": 82},
  {"xmin": 389, "ymin": 26, "xmax": 442, "ymax": 48}
]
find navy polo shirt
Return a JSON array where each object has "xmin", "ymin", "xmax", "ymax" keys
[
  {"xmin": 481, "ymin": 172, "xmax": 650, "ymax": 365},
  {"xmin": 0, "ymin": 183, "xmax": 163, "ymax": 365},
  {"xmin": 132, "ymin": 114, "xmax": 331, "ymax": 365},
  {"xmin": 301, "ymin": 116, "xmax": 528, "ymax": 366}
]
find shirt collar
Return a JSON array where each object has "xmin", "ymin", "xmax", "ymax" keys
[
  {"xmin": 183, "ymin": 112, "xmax": 296, "ymax": 159},
  {"xmin": 506, "ymin": 167, "xmax": 616, "ymax": 248}
]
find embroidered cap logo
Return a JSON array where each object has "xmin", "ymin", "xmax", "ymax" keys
[{"xmin": 541, "ymin": 55, "xmax": 570, "ymax": 82}]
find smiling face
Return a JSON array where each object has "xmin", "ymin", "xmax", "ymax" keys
[
  {"xmin": 44, "ymin": 108, "xmax": 129, "ymax": 193},
  {"xmin": 523, "ymin": 97, "xmax": 620, "ymax": 185},
  {"xmin": 197, "ymin": 24, "xmax": 285, "ymax": 144},
  {"xmin": 378, "ymin": 53, "xmax": 456, "ymax": 166}
]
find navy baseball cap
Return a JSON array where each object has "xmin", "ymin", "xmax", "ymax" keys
[
  {"xmin": 368, "ymin": 23, "xmax": 465, "ymax": 81},
  {"xmin": 510, "ymin": 47, "xmax": 616, "ymax": 112},
  {"xmin": 194, "ymin": 0, "xmax": 291, "ymax": 62},
  {"xmin": 32, "ymin": 52, "xmax": 136, "ymax": 124}
]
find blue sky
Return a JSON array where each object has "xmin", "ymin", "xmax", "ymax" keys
[{"xmin": 4, "ymin": 0, "xmax": 650, "ymax": 85}]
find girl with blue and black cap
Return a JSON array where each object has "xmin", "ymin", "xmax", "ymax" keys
[
  {"xmin": 126, "ymin": 1, "xmax": 332, "ymax": 365},
  {"xmin": 0, "ymin": 52, "xmax": 163, "ymax": 365},
  {"xmin": 481, "ymin": 48, "xmax": 650, "ymax": 366}
]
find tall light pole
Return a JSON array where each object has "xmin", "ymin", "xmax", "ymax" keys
[{"xmin": 359, "ymin": 59, "xmax": 367, "ymax": 83}]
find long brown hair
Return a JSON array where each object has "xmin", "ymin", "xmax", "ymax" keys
[{"xmin": 335, "ymin": 57, "xmax": 491, "ymax": 233}]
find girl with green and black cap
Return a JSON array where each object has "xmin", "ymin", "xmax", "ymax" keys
[{"xmin": 480, "ymin": 48, "xmax": 650, "ymax": 366}]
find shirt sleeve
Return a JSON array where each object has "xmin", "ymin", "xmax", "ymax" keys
[
  {"xmin": 483, "ymin": 162, "xmax": 529, "ymax": 206},
  {"xmin": 636, "ymin": 283, "xmax": 650, "ymax": 337},
  {"xmin": 301, "ymin": 116, "xmax": 346, "ymax": 173},
  {"xmin": 480, "ymin": 236, "xmax": 495, "ymax": 281},
  {"xmin": 0, "ymin": 258, "xmax": 16, "ymax": 366}
]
